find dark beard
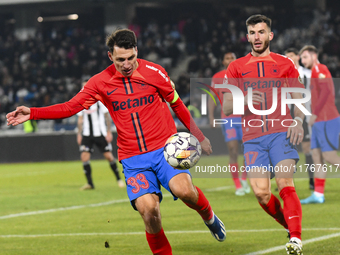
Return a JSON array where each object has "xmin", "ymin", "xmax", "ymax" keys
[{"xmin": 251, "ymin": 40, "xmax": 270, "ymax": 54}]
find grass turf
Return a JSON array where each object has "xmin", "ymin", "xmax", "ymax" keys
[{"xmin": 1, "ymin": 155, "xmax": 339, "ymax": 254}]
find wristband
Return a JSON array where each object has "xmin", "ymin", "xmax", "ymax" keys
[{"xmin": 294, "ymin": 116, "xmax": 303, "ymax": 124}]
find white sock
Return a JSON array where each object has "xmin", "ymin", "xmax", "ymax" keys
[
  {"xmin": 290, "ymin": 237, "xmax": 302, "ymax": 246},
  {"xmin": 205, "ymin": 212, "xmax": 215, "ymax": 225},
  {"xmin": 314, "ymin": 191, "xmax": 324, "ymax": 197}
]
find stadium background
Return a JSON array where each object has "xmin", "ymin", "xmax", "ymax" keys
[{"xmin": 1, "ymin": 0, "xmax": 340, "ymax": 162}]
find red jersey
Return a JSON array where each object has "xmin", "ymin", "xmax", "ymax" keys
[
  {"xmin": 226, "ymin": 52, "xmax": 304, "ymax": 142},
  {"xmin": 211, "ymin": 69, "xmax": 240, "ymax": 119},
  {"xmin": 310, "ymin": 63, "xmax": 339, "ymax": 122},
  {"xmin": 76, "ymin": 59, "xmax": 178, "ymax": 160},
  {"xmin": 66, "ymin": 59, "xmax": 178, "ymax": 161}
]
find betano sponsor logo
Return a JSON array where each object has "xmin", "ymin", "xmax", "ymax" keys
[{"xmin": 112, "ymin": 95, "xmax": 154, "ymax": 111}]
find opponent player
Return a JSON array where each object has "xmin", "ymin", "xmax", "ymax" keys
[
  {"xmin": 77, "ymin": 94, "xmax": 124, "ymax": 190},
  {"xmin": 299, "ymin": 45, "xmax": 340, "ymax": 204},
  {"xmin": 209, "ymin": 52, "xmax": 250, "ymax": 196},
  {"xmin": 7, "ymin": 29, "xmax": 226, "ymax": 254},
  {"xmin": 285, "ymin": 48, "xmax": 314, "ymax": 190},
  {"xmin": 222, "ymin": 15, "xmax": 305, "ymax": 254}
]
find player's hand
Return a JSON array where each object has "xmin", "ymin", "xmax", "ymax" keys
[
  {"xmin": 308, "ymin": 114, "xmax": 317, "ymax": 127},
  {"xmin": 6, "ymin": 106, "xmax": 31, "ymax": 126},
  {"xmin": 77, "ymin": 133, "xmax": 82, "ymax": 145},
  {"xmin": 244, "ymin": 90, "xmax": 264, "ymax": 106},
  {"xmin": 201, "ymin": 137, "xmax": 212, "ymax": 155},
  {"xmin": 106, "ymin": 131, "xmax": 113, "ymax": 143},
  {"xmin": 287, "ymin": 120, "xmax": 303, "ymax": 145}
]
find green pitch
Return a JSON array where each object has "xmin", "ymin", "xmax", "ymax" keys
[{"xmin": 1, "ymin": 155, "xmax": 339, "ymax": 255}]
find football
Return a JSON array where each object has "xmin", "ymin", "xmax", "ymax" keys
[{"xmin": 163, "ymin": 132, "xmax": 202, "ymax": 169}]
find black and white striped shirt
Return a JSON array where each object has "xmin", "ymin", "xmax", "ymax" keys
[{"xmin": 77, "ymin": 102, "xmax": 109, "ymax": 137}]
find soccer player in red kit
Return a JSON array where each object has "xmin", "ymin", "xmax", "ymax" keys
[
  {"xmin": 209, "ymin": 52, "xmax": 250, "ymax": 196},
  {"xmin": 222, "ymin": 15, "xmax": 305, "ymax": 255},
  {"xmin": 299, "ymin": 45, "xmax": 340, "ymax": 204},
  {"xmin": 7, "ymin": 29, "xmax": 226, "ymax": 254}
]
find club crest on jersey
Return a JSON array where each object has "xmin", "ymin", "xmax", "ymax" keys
[
  {"xmin": 136, "ymin": 82, "xmax": 149, "ymax": 91},
  {"xmin": 270, "ymin": 65, "xmax": 281, "ymax": 76}
]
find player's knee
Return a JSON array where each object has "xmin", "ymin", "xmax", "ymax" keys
[
  {"xmin": 104, "ymin": 152, "xmax": 114, "ymax": 161},
  {"xmin": 81, "ymin": 153, "xmax": 90, "ymax": 162},
  {"xmin": 139, "ymin": 204, "xmax": 161, "ymax": 223},
  {"xmin": 174, "ymin": 186, "xmax": 196, "ymax": 203},
  {"xmin": 253, "ymin": 189, "xmax": 271, "ymax": 205}
]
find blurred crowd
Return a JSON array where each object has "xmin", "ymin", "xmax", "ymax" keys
[{"xmin": 1, "ymin": 5, "xmax": 340, "ymax": 130}]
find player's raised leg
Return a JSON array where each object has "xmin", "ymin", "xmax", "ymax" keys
[
  {"xmin": 169, "ymin": 173, "xmax": 226, "ymax": 242},
  {"xmin": 135, "ymin": 194, "xmax": 172, "ymax": 255}
]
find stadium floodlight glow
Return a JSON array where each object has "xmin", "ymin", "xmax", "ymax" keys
[
  {"xmin": 36, "ymin": 14, "xmax": 78, "ymax": 22},
  {"xmin": 67, "ymin": 14, "xmax": 78, "ymax": 20}
]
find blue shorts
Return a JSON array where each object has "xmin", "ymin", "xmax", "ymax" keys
[
  {"xmin": 122, "ymin": 148, "xmax": 191, "ymax": 210},
  {"xmin": 221, "ymin": 117, "xmax": 243, "ymax": 142},
  {"xmin": 243, "ymin": 132, "xmax": 299, "ymax": 171},
  {"xmin": 311, "ymin": 117, "xmax": 340, "ymax": 152}
]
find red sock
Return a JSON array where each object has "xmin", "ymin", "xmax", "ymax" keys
[
  {"xmin": 279, "ymin": 187, "xmax": 302, "ymax": 240},
  {"xmin": 145, "ymin": 228, "xmax": 172, "ymax": 255},
  {"xmin": 184, "ymin": 186, "xmax": 214, "ymax": 221},
  {"xmin": 230, "ymin": 163, "xmax": 242, "ymax": 189},
  {"xmin": 259, "ymin": 193, "xmax": 288, "ymax": 229},
  {"xmin": 241, "ymin": 168, "xmax": 247, "ymax": 181},
  {"xmin": 314, "ymin": 178, "xmax": 326, "ymax": 194}
]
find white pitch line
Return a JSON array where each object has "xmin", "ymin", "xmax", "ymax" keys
[
  {"xmin": 205, "ymin": 185, "xmax": 234, "ymax": 191},
  {"xmin": 1, "ymin": 228, "xmax": 340, "ymax": 238},
  {"xmin": 0, "ymin": 182, "xmax": 327, "ymax": 220},
  {"xmin": 244, "ymin": 232, "xmax": 340, "ymax": 255},
  {"xmin": 1, "ymin": 170, "xmax": 58, "ymax": 178},
  {"xmin": 0, "ymin": 199, "xmax": 129, "ymax": 220},
  {"xmin": 0, "ymin": 185, "xmax": 233, "ymax": 220}
]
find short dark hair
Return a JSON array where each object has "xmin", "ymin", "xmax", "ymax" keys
[
  {"xmin": 299, "ymin": 45, "xmax": 318, "ymax": 55},
  {"xmin": 106, "ymin": 29, "xmax": 137, "ymax": 53},
  {"xmin": 222, "ymin": 52, "xmax": 236, "ymax": 61},
  {"xmin": 246, "ymin": 14, "xmax": 272, "ymax": 30},
  {"xmin": 284, "ymin": 48, "xmax": 299, "ymax": 55}
]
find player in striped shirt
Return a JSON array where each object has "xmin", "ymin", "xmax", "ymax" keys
[{"xmin": 77, "ymin": 92, "xmax": 124, "ymax": 190}]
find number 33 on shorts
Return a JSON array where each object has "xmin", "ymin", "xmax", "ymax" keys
[{"xmin": 127, "ymin": 174, "xmax": 150, "ymax": 194}]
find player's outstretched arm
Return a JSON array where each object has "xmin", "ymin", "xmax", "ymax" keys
[
  {"xmin": 7, "ymin": 97, "xmax": 87, "ymax": 127},
  {"xmin": 6, "ymin": 106, "xmax": 31, "ymax": 126}
]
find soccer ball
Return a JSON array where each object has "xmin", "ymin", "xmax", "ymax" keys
[{"xmin": 163, "ymin": 132, "xmax": 202, "ymax": 169}]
